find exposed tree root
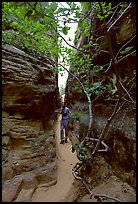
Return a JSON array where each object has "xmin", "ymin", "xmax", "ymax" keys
[{"xmin": 72, "ymin": 162, "xmax": 122, "ymax": 202}]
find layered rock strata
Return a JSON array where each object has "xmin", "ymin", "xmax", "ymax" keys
[{"xmin": 2, "ymin": 44, "xmax": 60, "ymax": 202}]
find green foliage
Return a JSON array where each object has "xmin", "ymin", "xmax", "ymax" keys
[
  {"xmin": 80, "ymin": 2, "xmax": 92, "ymax": 12},
  {"xmin": 120, "ymin": 3, "xmax": 129, "ymax": 9},
  {"xmin": 62, "ymin": 25, "xmax": 70, "ymax": 35},
  {"xmin": 78, "ymin": 20, "xmax": 91, "ymax": 37},
  {"xmin": 92, "ymin": 65, "xmax": 103, "ymax": 75},
  {"xmin": 94, "ymin": 2, "xmax": 113, "ymax": 20},
  {"xmin": 90, "ymin": 81, "xmax": 104, "ymax": 96},
  {"xmin": 77, "ymin": 139, "xmax": 96, "ymax": 161},
  {"xmin": 72, "ymin": 112, "xmax": 81, "ymax": 121},
  {"xmin": 2, "ymin": 2, "xmax": 132, "ymax": 102},
  {"xmin": 49, "ymin": 2, "xmax": 58, "ymax": 12},
  {"xmin": 118, "ymin": 46, "xmax": 134, "ymax": 59},
  {"xmin": 2, "ymin": 2, "xmax": 80, "ymax": 66},
  {"xmin": 120, "ymin": 46, "xmax": 133, "ymax": 54},
  {"xmin": 3, "ymin": 2, "xmax": 57, "ymax": 55}
]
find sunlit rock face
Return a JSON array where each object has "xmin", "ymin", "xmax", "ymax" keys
[
  {"xmin": 65, "ymin": 2, "xmax": 136, "ymax": 189},
  {"xmin": 2, "ymin": 44, "xmax": 60, "ymax": 202}
]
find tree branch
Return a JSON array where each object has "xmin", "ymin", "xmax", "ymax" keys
[
  {"xmin": 72, "ymin": 162, "xmax": 122, "ymax": 202},
  {"xmin": 103, "ymin": 59, "xmax": 112, "ymax": 73},
  {"xmin": 117, "ymin": 50, "xmax": 136, "ymax": 64},
  {"xmin": 107, "ymin": 3, "xmax": 132, "ymax": 32},
  {"xmin": 59, "ymin": 62, "xmax": 93, "ymax": 133},
  {"xmin": 79, "ymin": 5, "xmax": 93, "ymax": 23},
  {"xmin": 58, "ymin": 32, "xmax": 85, "ymax": 52},
  {"xmin": 92, "ymin": 94, "xmax": 121, "ymax": 155},
  {"xmin": 119, "ymin": 80, "xmax": 135, "ymax": 104},
  {"xmin": 106, "ymin": 3, "xmax": 121, "ymax": 26},
  {"xmin": 122, "ymin": 97, "xmax": 134, "ymax": 104},
  {"xmin": 115, "ymin": 35, "xmax": 136, "ymax": 61},
  {"xmin": 48, "ymin": 21, "xmax": 91, "ymax": 54},
  {"xmin": 94, "ymin": 194, "xmax": 122, "ymax": 202},
  {"xmin": 118, "ymin": 82, "xmax": 135, "ymax": 109}
]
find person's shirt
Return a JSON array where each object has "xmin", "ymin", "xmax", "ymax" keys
[{"xmin": 61, "ymin": 107, "xmax": 71, "ymax": 120}]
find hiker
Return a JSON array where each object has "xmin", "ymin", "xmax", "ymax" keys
[{"xmin": 60, "ymin": 102, "xmax": 71, "ymax": 144}]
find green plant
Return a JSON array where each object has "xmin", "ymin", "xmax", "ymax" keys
[{"xmin": 72, "ymin": 112, "xmax": 81, "ymax": 121}]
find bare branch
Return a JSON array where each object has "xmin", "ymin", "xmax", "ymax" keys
[
  {"xmin": 123, "ymin": 82, "xmax": 135, "ymax": 97},
  {"xmin": 117, "ymin": 50, "xmax": 136, "ymax": 64},
  {"xmin": 49, "ymin": 21, "xmax": 91, "ymax": 54},
  {"xmin": 95, "ymin": 35, "xmax": 104, "ymax": 43},
  {"xmin": 118, "ymin": 81, "xmax": 135, "ymax": 105},
  {"xmin": 106, "ymin": 3, "xmax": 121, "ymax": 26},
  {"xmin": 115, "ymin": 35, "xmax": 136, "ymax": 60},
  {"xmin": 116, "ymin": 101, "xmax": 125, "ymax": 115},
  {"xmin": 72, "ymin": 163, "xmax": 122, "ymax": 202},
  {"xmin": 58, "ymin": 2, "xmax": 66, "ymax": 8},
  {"xmin": 79, "ymin": 5, "xmax": 93, "ymax": 23},
  {"xmin": 89, "ymin": 4, "xmax": 123, "ymax": 155},
  {"xmin": 85, "ymin": 137, "xmax": 110, "ymax": 152},
  {"xmin": 92, "ymin": 95, "xmax": 99, "ymax": 103},
  {"xmin": 58, "ymin": 63, "xmax": 85, "ymax": 92},
  {"xmin": 119, "ymin": 80, "xmax": 135, "ymax": 104},
  {"xmin": 59, "ymin": 62, "xmax": 93, "ymax": 134},
  {"xmin": 92, "ymin": 94, "xmax": 121, "ymax": 155},
  {"xmin": 107, "ymin": 3, "xmax": 132, "ymax": 32},
  {"xmin": 126, "ymin": 77, "xmax": 135, "ymax": 86},
  {"xmin": 43, "ymin": 15, "xmax": 90, "ymax": 54},
  {"xmin": 122, "ymin": 97, "xmax": 135, "ymax": 104},
  {"xmin": 94, "ymin": 194, "xmax": 122, "ymax": 202},
  {"xmin": 99, "ymin": 49, "xmax": 110, "ymax": 55},
  {"xmin": 58, "ymin": 32, "xmax": 85, "ymax": 53},
  {"xmin": 104, "ymin": 59, "xmax": 112, "ymax": 73}
]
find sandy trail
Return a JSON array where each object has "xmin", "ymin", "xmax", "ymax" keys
[{"xmin": 31, "ymin": 116, "xmax": 78, "ymax": 202}]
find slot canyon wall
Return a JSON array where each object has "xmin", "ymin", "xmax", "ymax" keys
[
  {"xmin": 2, "ymin": 44, "xmax": 61, "ymax": 202},
  {"xmin": 65, "ymin": 2, "xmax": 136, "ymax": 189}
]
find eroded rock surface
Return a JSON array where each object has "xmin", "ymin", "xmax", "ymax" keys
[
  {"xmin": 65, "ymin": 1, "xmax": 136, "ymax": 194},
  {"xmin": 2, "ymin": 44, "xmax": 59, "ymax": 202}
]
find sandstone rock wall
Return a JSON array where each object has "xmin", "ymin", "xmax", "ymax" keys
[
  {"xmin": 2, "ymin": 44, "xmax": 60, "ymax": 202},
  {"xmin": 65, "ymin": 2, "xmax": 136, "ymax": 189}
]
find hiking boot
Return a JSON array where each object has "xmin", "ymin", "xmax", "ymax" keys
[
  {"xmin": 65, "ymin": 138, "xmax": 68, "ymax": 143},
  {"xmin": 60, "ymin": 140, "xmax": 64, "ymax": 144}
]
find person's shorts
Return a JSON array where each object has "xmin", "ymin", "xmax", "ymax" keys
[{"xmin": 61, "ymin": 119, "xmax": 68, "ymax": 129}]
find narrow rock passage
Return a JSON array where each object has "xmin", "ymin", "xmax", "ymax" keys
[{"xmin": 31, "ymin": 115, "xmax": 78, "ymax": 202}]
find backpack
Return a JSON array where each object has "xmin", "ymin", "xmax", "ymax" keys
[{"xmin": 62, "ymin": 107, "xmax": 69, "ymax": 116}]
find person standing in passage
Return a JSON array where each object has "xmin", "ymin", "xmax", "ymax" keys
[{"xmin": 60, "ymin": 102, "xmax": 71, "ymax": 144}]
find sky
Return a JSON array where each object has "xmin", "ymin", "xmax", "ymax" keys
[{"xmin": 57, "ymin": 2, "xmax": 79, "ymax": 91}]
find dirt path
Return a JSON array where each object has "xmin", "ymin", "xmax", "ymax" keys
[
  {"xmin": 31, "ymin": 116, "xmax": 136, "ymax": 202},
  {"xmin": 31, "ymin": 116, "xmax": 78, "ymax": 202}
]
